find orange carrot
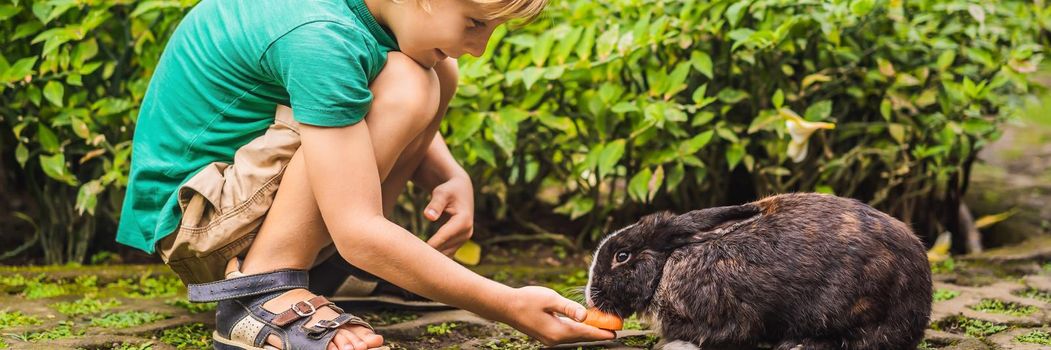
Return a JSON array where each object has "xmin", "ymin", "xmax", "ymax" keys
[{"xmin": 583, "ymin": 307, "xmax": 623, "ymax": 330}]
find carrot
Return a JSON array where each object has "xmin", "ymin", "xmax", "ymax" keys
[{"xmin": 583, "ymin": 307, "xmax": 623, "ymax": 331}]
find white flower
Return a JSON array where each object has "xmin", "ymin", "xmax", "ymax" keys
[{"xmin": 781, "ymin": 108, "xmax": 835, "ymax": 163}]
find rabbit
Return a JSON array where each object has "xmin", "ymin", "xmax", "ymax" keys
[{"xmin": 585, "ymin": 192, "xmax": 932, "ymax": 350}]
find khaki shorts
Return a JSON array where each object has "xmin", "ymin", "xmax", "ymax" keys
[{"xmin": 154, "ymin": 108, "xmax": 337, "ymax": 285}]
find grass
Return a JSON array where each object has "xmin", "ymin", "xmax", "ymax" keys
[
  {"xmin": 932, "ymin": 289, "xmax": 960, "ymax": 302},
  {"xmin": 89, "ymin": 311, "xmax": 169, "ymax": 328},
  {"xmin": 164, "ymin": 299, "xmax": 216, "ymax": 314},
  {"xmin": 931, "ymin": 316, "xmax": 1008, "ymax": 338},
  {"xmin": 0, "ymin": 310, "xmax": 42, "ymax": 329},
  {"xmin": 1017, "ymin": 287, "xmax": 1051, "ymax": 303},
  {"xmin": 16, "ymin": 320, "xmax": 85, "ymax": 341},
  {"xmin": 969, "ymin": 299, "xmax": 1038, "ymax": 317},
  {"xmin": 51, "ymin": 296, "xmax": 122, "ymax": 317},
  {"xmin": 426, "ymin": 322, "xmax": 459, "ymax": 336},
  {"xmin": 930, "ymin": 258, "xmax": 956, "ymax": 274},
  {"xmin": 159, "ymin": 323, "xmax": 211, "ymax": 349},
  {"xmin": 1015, "ymin": 330, "xmax": 1051, "ymax": 345}
]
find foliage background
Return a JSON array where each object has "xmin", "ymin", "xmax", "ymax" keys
[{"xmin": 0, "ymin": 0, "xmax": 1048, "ymax": 263}]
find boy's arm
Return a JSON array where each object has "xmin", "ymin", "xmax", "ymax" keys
[
  {"xmin": 411, "ymin": 133, "xmax": 475, "ymax": 255},
  {"xmin": 299, "ymin": 122, "xmax": 614, "ymax": 345},
  {"xmin": 411, "ymin": 133, "xmax": 465, "ymax": 191}
]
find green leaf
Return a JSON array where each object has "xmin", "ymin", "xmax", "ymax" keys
[
  {"xmin": 76, "ymin": 180, "xmax": 103, "ymax": 215},
  {"xmin": 628, "ymin": 167, "xmax": 653, "ymax": 202},
  {"xmin": 522, "ymin": 67, "xmax": 544, "ymax": 90},
  {"xmin": 15, "ymin": 143, "xmax": 29, "ymax": 168},
  {"xmin": 717, "ymin": 88, "xmax": 749, "ymax": 104},
  {"xmin": 680, "ymin": 130, "xmax": 714, "ymax": 154},
  {"xmin": 597, "ymin": 139, "xmax": 625, "ymax": 179},
  {"xmin": 43, "ymin": 80, "xmax": 64, "ymax": 107},
  {"xmin": 665, "ymin": 162, "xmax": 685, "ymax": 193},
  {"xmin": 648, "ymin": 165, "xmax": 664, "ymax": 201},
  {"xmin": 490, "ymin": 109, "xmax": 521, "ymax": 158},
  {"xmin": 449, "ymin": 112, "xmax": 485, "ymax": 143},
  {"xmin": 37, "ymin": 124, "xmax": 59, "ymax": 153},
  {"xmin": 690, "ymin": 51, "xmax": 713, "ymax": 79},
  {"xmin": 595, "ymin": 24, "xmax": 620, "ymax": 59},
  {"xmin": 804, "ymin": 100, "xmax": 832, "ymax": 121},
  {"xmin": 40, "ymin": 153, "xmax": 78, "ymax": 186},
  {"xmin": 0, "ymin": 5, "xmax": 20, "ymax": 21},
  {"xmin": 71, "ymin": 118, "xmax": 91, "ymax": 139},
  {"xmin": 772, "ymin": 89, "xmax": 784, "ymax": 109},
  {"xmin": 850, "ymin": 0, "xmax": 876, "ymax": 17},
  {"xmin": 725, "ymin": 1, "xmax": 749, "ymax": 28},
  {"xmin": 2, "ymin": 57, "xmax": 37, "ymax": 83},
  {"xmin": 888, "ymin": 124, "xmax": 906, "ymax": 144},
  {"xmin": 725, "ymin": 143, "xmax": 745, "ymax": 170},
  {"xmin": 880, "ymin": 99, "xmax": 892, "ymax": 121}
]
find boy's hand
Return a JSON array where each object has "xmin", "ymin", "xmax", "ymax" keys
[
  {"xmin": 502, "ymin": 286, "xmax": 617, "ymax": 346},
  {"xmin": 423, "ymin": 173, "xmax": 474, "ymax": 256}
]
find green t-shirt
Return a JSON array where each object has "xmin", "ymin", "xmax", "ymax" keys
[{"xmin": 116, "ymin": 0, "xmax": 399, "ymax": 253}]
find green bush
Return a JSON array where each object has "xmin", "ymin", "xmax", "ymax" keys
[
  {"xmin": 0, "ymin": 0, "xmax": 198, "ymax": 263},
  {"xmin": 444, "ymin": 0, "xmax": 1049, "ymax": 244},
  {"xmin": 1, "ymin": 0, "xmax": 1048, "ymax": 261}
]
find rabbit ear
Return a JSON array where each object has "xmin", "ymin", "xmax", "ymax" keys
[{"xmin": 660, "ymin": 203, "xmax": 762, "ymax": 248}]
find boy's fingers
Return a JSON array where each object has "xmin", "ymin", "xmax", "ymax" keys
[
  {"xmin": 558, "ymin": 317, "xmax": 618, "ymax": 341},
  {"xmin": 423, "ymin": 193, "xmax": 449, "ymax": 221},
  {"xmin": 541, "ymin": 294, "xmax": 588, "ymax": 322}
]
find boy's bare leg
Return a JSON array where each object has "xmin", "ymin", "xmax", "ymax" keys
[{"xmin": 235, "ymin": 53, "xmax": 452, "ymax": 350}]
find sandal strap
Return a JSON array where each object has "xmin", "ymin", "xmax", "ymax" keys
[
  {"xmin": 187, "ymin": 269, "xmax": 309, "ymax": 302},
  {"xmin": 272, "ymin": 295, "xmax": 338, "ymax": 327},
  {"xmin": 304, "ymin": 313, "xmax": 375, "ymax": 338}
]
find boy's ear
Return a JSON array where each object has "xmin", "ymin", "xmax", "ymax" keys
[{"xmin": 658, "ymin": 204, "xmax": 762, "ymax": 248}]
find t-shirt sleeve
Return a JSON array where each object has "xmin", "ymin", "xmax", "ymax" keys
[{"xmin": 261, "ymin": 21, "xmax": 376, "ymax": 127}]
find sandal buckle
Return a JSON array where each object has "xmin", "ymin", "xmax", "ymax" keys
[
  {"xmin": 314, "ymin": 319, "xmax": 340, "ymax": 329},
  {"xmin": 292, "ymin": 300, "xmax": 316, "ymax": 317}
]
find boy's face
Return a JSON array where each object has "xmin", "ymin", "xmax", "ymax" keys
[{"xmin": 386, "ymin": 0, "xmax": 506, "ymax": 68}]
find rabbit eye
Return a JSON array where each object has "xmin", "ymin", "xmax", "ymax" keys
[{"xmin": 615, "ymin": 251, "xmax": 631, "ymax": 263}]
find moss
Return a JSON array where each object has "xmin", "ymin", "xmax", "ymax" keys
[
  {"xmin": 116, "ymin": 343, "xmax": 153, "ymax": 350},
  {"xmin": 0, "ymin": 310, "xmax": 42, "ymax": 329},
  {"xmin": 932, "ymin": 289, "xmax": 960, "ymax": 302},
  {"xmin": 1017, "ymin": 288, "xmax": 1051, "ymax": 303},
  {"xmin": 622, "ymin": 314, "xmax": 647, "ymax": 330},
  {"xmin": 108, "ymin": 275, "xmax": 182, "ymax": 299},
  {"xmin": 89, "ymin": 311, "xmax": 169, "ymax": 328},
  {"xmin": 930, "ymin": 258, "xmax": 956, "ymax": 274},
  {"xmin": 621, "ymin": 333, "xmax": 660, "ymax": 347},
  {"xmin": 21, "ymin": 275, "xmax": 99, "ymax": 300},
  {"xmin": 164, "ymin": 299, "xmax": 216, "ymax": 314},
  {"xmin": 159, "ymin": 323, "xmax": 211, "ymax": 349},
  {"xmin": 51, "ymin": 296, "xmax": 122, "ymax": 317},
  {"xmin": 0, "ymin": 336, "xmax": 6, "ymax": 349},
  {"xmin": 426, "ymin": 322, "xmax": 459, "ymax": 336},
  {"xmin": 931, "ymin": 316, "xmax": 1008, "ymax": 338},
  {"xmin": 19, "ymin": 320, "xmax": 85, "ymax": 341},
  {"xmin": 1015, "ymin": 330, "xmax": 1051, "ymax": 345},
  {"xmin": 360, "ymin": 309, "xmax": 419, "ymax": 326},
  {"xmin": 969, "ymin": 299, "xmax": 1038, "ymax": 317}
]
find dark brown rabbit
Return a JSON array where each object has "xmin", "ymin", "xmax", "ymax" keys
[{"xmin": 585, "ymin": 193, "xmax": 932, "ymax": 350}]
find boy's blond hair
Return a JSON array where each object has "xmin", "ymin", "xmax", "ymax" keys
[{"xmin": 397, "ymin": 0, "xmax": 547, "ymax": 22}]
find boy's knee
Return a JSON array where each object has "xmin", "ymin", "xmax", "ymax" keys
[{"xmin": 372, "ymin": 52, "xmax": 441, "ymax": 124}]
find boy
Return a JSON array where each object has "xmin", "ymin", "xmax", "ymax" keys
[{"xmin": 116, "ymin": 0, "xmax": 616, "ymax": 348}]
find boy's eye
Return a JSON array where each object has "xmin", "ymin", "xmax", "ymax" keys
[{"xmin": 468, "ymin": 17, "xmax": 485, "ymax": 28}]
